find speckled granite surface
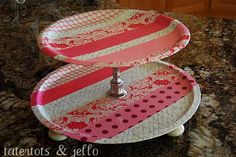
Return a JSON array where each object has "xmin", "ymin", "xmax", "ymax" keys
[{"xmin": 0, "ymin": 0, "xmax": 236, "ymax": 157}]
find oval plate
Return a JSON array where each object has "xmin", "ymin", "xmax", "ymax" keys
[
  {"xmin": 38, "ymin": 9, "xmax": 190, "ymax": 67},
  {"xmin": 31, "ymin": 61, "xmax": 200, "ymax": 144}
]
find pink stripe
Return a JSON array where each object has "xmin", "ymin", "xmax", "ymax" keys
[
  {"xmin": 63, "ymin": 74, "xmax": 197, "ymax": 142},
  {"xmin": 88, "ymin": 25, "xmax": 181, "ymax": 63},
  {"xmin": 54, "ymin": 15, "xmax": 173, "ymax": 58},
  {"xmin": 31, "ymin": 67, "xmax": 130, "ymax": 106},
  {"xmin": 41, "ymin": 47, "xmax": 58, "ymax": 58}
]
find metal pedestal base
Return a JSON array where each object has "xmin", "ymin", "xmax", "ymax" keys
[{"xmin": 109, "ymin": 67, "xmax": 127, "ymax": 98}]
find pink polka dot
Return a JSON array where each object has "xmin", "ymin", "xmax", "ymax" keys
[
  {"xmin": 149, "ymin": 105, "xmax": 155, "ymax": 108},
  {"xmin": 158, "ymin": 100, "xmax": 164, "ymax": 103},
  {"xmin": 167, "ymin": 86, "xmax": 172, "ymax": 90},
  {"xmin": 102, "ymin": 130, "xmax": 109, "ymax": 134},
  {"xmin": 182, "ymin": 86, "xmax": 187, "ymax": 90},
  {"xmin": 125, "ymin": 109, "xmax": 131, "ymax": 112},
  {"xmin": 175, "ymin": 91, "xmax": 180, "ymax": 94},
  {"xmin": 166, "ymin": 96, "xmax": 172, "ymax": 99},
  {"xmin": 112, "ymin": 125, "xmax": 118, "ymax": 129},
  {"xmin": 159, "ymin": 91, "xmax": 165, "ymax": 94},
  {"xmin": 95, "ymin": 124, "xmax": 102, "ymax": 127},
  {"xmin": 141, "ymin": 109, "xmax": 147, "ymax": 113},
  {"xmin": 106, "ymin": 118, "xmax": 112, "ymax": 122},
  {"xmin": 115, "ymin": 113, "xmax": 121, "ymax": 117},
  {"xmin": 85, "ymin": 129, "xmax": 92, "ymax": 133},
  {"xmin": 131, "ymin": 114, "xmax": 137, "ymax": 118},
  {"xmin": 122, "ymin": 119, "xmax": 128, "ymax": 123},
  {"xmin": 143, "ymin": 99, "xmax": 148, "ymax": 103},
  {"xmin": 151, "ymin": 95, "xmax": 156, "ymax": 98},
  {"xmin": 182, "ymin": 76, "xmax": 187, "ymax": 79},
  {"xmin": 134, "ymin": 104, "xmax": 140, "ymax": 107},
  {"xmin": 175, "ymin": 82, "xmax": 180, "ymax": 85}
]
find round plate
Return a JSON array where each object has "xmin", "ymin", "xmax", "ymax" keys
[
  {"xmin": 38, "ymin": 9, "xmax": 190, "ymax": 67},
  {"xmin": 31, "ymin": 61, "xmax": 200, "ymax": 144}
]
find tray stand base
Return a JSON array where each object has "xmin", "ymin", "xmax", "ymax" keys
[
  {"xmin": 167, "ymin": 125, "xmax": 185, "ymax": 137},
  {"xmin": 48, "ymin": 130, "xmax": 68, "ymax": 141}
]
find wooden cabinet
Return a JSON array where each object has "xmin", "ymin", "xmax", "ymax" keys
[
  {"xmin": 211, "ymin": 0, "xmax": 236, "ymax": 11},
  {"xmin": 118, "ymin": 0, "xmax": 166, "ymax": 11},
  {"xmin": 210, "ymin": 0, "xmax": 236, "ymax": 19},
  {"xmin": 166, "ymin": 0, "xmax": 209, "ymax": 13},
  {"xmin": 117, "ymin": 0, "xmax": 236, "ymax": 19}
]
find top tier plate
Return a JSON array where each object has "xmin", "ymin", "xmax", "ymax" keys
[{"xmin": 38, "ymin": 9, "xmax": 190, "ymax": 67}]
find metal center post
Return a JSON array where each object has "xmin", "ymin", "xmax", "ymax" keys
[{"xmin": 110, "ymin": 67, "xmax": 127, "ymax": 98}]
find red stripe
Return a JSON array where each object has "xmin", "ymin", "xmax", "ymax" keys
[
  {"xmin": 41, "ymin": 47, "xmax": 58, "ymax": 58},
  {"xmin": 55, "ymin": 15, "xmax": 173, "ymax": 58},
  {"xmin": 88, "ymin": 26, "xmax": 180, "ymax": 63},
  {"xmin": 31, "ymin": 67, "xmax": 130, "ymax": 106}
]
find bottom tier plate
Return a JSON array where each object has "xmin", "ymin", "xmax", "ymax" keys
[{"xmin": 31, "ymin": 61, "xmax": 201, "ymax": 144}]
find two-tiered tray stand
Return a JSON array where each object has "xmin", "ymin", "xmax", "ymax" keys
[{"xmin": 31, "ymin": 9, "xmax": 201, "ymax": 143}]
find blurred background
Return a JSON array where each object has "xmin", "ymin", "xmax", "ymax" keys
[{"xmin": 117, "ymin": 0, "xmax": 236, "ymax": 19}]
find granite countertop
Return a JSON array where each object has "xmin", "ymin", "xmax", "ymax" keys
[{"xmin": 0, "ymin": 0, "xmax": 236, "ymax": 157}]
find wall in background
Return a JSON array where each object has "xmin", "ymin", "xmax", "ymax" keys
[{"xmin": 117, "ymin": 0, "xmax": 236, "ymax": 19}]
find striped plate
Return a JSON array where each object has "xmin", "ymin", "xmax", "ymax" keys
[
  {"xmin": 31, "ymin": 61, "xmax": 200, "ymax": 144},
  {"xmin": 38, "ymin": 9, "xmax": 190, "ymax": 67}
]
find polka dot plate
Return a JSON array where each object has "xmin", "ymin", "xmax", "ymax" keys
[{"xmin": 31, "ymin": 61, "xmax": 201, "ymax": 144}]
